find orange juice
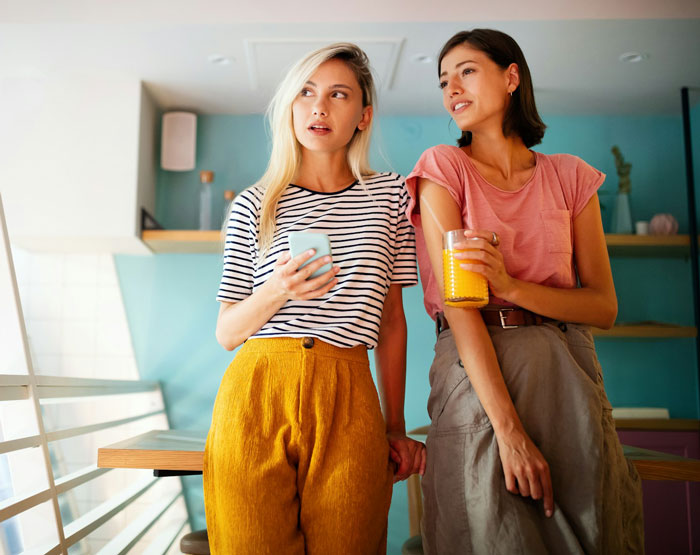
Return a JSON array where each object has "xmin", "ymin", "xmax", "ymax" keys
[{"xmin": 442, "ymin": 248, "xmax": 489, "ymax": 308}]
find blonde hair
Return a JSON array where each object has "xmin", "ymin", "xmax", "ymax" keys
[{"xmin": 256, "ymin": 43, "xmax": 377, "ymax": 253}]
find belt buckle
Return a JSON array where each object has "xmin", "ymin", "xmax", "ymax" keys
[{"xmin": 498, "ymin": 308, "xmax": 519, "ymax": 329}]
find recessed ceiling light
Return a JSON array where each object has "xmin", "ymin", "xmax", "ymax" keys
[
  {"xmin": 619, "ymin": 52, "xmax": 649, "ymax": 63},
  {"xmin": 208, "ymin": 54, "xmax": 232, "ymax": 66},
  {"xmin": 411, "ymin": 54, "xmax": 434, "ymax": 64}
]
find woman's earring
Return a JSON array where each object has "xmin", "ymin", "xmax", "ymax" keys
[{"xmin": 509, "ymin": 91, "xmax": 513, "ymax": 97}]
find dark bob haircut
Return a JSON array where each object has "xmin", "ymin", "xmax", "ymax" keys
[{"xmin": 438, "ymin": 29, "xmax": 546, "ymax": 148}]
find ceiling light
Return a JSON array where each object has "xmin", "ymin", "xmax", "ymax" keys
[
  {"xmin": 411, "ymin": 54, "xmax": 433, "ymax": 64},
  {"xmin": 208, "ymin": 54, "xmax": 232, "ymax": 66},
  {"xmin": 619, "ymin": 52, "xmax": 649, "ymax": 63}
]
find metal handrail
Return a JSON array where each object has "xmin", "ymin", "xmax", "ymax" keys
[
  {"xmin": 0, "ymin": 487, "xmax": 52, "ymax": 522},
  {"xmin": 0, "ymin": 192, "xmax": 187, "ymax": 553},
  {"xmin": 44, "ymin": 409, "xmax": 165, "ymax": 443},
  {"xmin": 98, "ymin": 490, "xmax": 182, "ymax": 554},
  {"xmin": 61, "ymin": 477, "xmax": 158, "ymax": 548},
  {"xmin": 0, "ymin": 374, "xmax": 160, "ymax": 402}
]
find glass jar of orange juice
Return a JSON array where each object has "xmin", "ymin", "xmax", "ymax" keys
[{"xmin": 442, "ymin": 229, "xmax": 489, "ymax": 308}]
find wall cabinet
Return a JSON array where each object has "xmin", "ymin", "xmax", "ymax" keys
[
  {"xmin": 618, "ymin": 428, "xmax": 700, "ymax": 555},
  {"xmin": 0, "ymin": 78, "xmax": 158, "ymax": 254}
]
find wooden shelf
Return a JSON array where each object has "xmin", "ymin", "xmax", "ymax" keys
[
  {"xmin": 142, "ymin": 230, "xmax": 221, "ymax": 254},
  {"xmin": 142, "ymin": 230, "xmax": 695, "ymax": 256},
  {"xmin": 605, "ymin": 233, "xmax": 695, "ymax": 257},
  {"xmin": 592, "ymin": 324, "xmax": 697, "ymax": 338},
  {"xmin": 615, "ymin": 418, "xmax": 700, "ymax": 431}
]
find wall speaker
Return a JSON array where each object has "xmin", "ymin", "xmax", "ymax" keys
[{"xmin": 161, "ymin": 111, "xmax": 197, "ymax": 171}]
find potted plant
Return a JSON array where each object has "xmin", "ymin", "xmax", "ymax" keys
[{"xmin": 611, "ymin": 145, "xmax": 633, "ymax": 234}]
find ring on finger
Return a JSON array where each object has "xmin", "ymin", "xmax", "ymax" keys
[{"xmin": 490, "ymin": 231, "xmax": 500, "ymax": 247}]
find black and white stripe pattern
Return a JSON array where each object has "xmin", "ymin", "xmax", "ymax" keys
[{"xmin": 217, "ymin": 173, "xmax": 418, "ymax": 348}]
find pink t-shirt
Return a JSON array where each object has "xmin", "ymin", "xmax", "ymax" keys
[{"xmin": 405, "ymin": 144, "xmax": 605, "ymax": 320}]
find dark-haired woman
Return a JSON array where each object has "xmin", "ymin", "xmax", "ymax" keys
[{"xmin": 405, "ymin": 29, "xmax": 644, "ymax": 553}]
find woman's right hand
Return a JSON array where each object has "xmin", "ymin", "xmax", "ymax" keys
[
  {"xmin": 266, "ymin": 250, "xmax": 340, "ymax": 302},
  {"xmin": 496, "ymin": 427, "xmax": 554, "ymax": 517}
]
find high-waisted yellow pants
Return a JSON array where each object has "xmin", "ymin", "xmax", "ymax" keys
[{"xmin": 203, "ymin": 337, "xmax": 393, "ymax": 554}]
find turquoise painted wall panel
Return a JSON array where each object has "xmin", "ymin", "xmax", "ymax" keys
[
  {"xmin": 611, "ymin": 257, "xmax": 694, "ymax": 325},
  {"xmin": 121, "ymin": 109, "xmax": 700, "ymax": 550},
  {"xmin": 596, "ymin": 339, "xmax": 698, "ymax": 417},
  {"xmin": 113, "ymin": 253, "xmax": 229, "ymax": 433},
  {"xmin": 542, "ymin": 115, "xmax": 689, "ymax": 232},
  {"xmin": 154, "ymin": 113, "xmax": 695, "ymax": 233}
]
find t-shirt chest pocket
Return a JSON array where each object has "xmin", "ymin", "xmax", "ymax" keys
[{"xmin": 540, "ymin": 209, "xmax": 572, "ymax": 253}]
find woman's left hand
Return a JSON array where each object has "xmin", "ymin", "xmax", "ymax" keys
[
  {"xmin": 454, "ymin": 229, "xmax": 515, "ymax": 299},
  {"xmin": 387, "ymin": 433, "xmax": 426, "ymax": 482}
]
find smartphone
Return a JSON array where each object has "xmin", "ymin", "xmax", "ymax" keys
[{"xmin": 287, "ymin": 232, "xmax": 333, "ymax": 279}]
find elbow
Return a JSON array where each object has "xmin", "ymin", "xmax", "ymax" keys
[
  {"xmin": 215, "ymin": 327, "xmax": 240, "ymax": 351},
  {"xmin": 596, "ymin": 299, "xmax": 618, "ymax": 330}
]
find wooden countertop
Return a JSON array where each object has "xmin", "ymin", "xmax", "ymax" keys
[
  {"xmin": 98, "ymin": 429, "xmax": 700, "ymax": 482},
  {"xmin": 98, "ymin": 429, "xmax": 204, "ymax": 472}
]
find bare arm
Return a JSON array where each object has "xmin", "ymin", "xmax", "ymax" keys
[
  {"xmin": 507, "ymin": 195, "xmax": 616, "ymax": 327},
  {"xmin": 374, "ymin": 284, "xmax": 408, "ymax": 434},
  {"xmin": 418, "ymin": 177, "xmax": 553, "ymax": 515},
  {"xmin": 457, "ymin": 195, "xmax": 617, "ymax": 328},
  {"xmin": 216, "ymin": 250, "xmax": 339, "ymax": 350},
  {"xmin": 374, "ymin": 283, "xmax": 425, "ymax": 481}
]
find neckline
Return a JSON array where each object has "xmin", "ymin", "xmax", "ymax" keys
[
  {"xmin": 288, "ymin": 179, "xmax": 358, "ymax": 195},
  {"xmin": 456, "ymin": 147, "xmax": 539, "ymax": 194}
]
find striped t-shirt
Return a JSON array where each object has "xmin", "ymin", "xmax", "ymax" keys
[{"xmin": 216, "ymin": 172, "xmax": 418, "ymax": 348}]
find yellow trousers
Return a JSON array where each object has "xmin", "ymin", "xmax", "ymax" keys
[{"xmin": 203, "ymin": 337, "xmax": 393, "ymax": 554}]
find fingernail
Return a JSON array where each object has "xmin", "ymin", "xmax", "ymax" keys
[
  {"xmin": 307, "ymin": 249, "xmax": 315, "ymax": 255},
  {"xmin": 546, "ymin": 509, "xmax": 553, "ymax": 517}
]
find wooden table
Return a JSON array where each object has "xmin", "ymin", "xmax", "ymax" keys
[
  {"xmin": 97, "ymin": 429, "xmax": 700, "ymax": 482},
  {"xmin": 98, "ymin": 430, "xmax": 205, "ymax": 474}
]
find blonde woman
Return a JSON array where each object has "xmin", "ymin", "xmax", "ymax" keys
[{"xmin": 204, "ymin": 43, "xmax": 426, "ymax": 554}]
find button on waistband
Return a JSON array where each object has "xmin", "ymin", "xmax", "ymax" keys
[{"xmin": 302, "ymin": 337, "xmax": 315, "ymax": 349}]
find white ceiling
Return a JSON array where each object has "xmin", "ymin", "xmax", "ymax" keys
[
  {"xmin": 1, "ymin": 1, "xmax": 699, "ymax": 115},
  {"xmin": 2, "ymin": 0, "xmax": 699, "ymax": 23}
]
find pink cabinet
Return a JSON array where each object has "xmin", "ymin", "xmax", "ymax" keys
[{"xmin": 617, "ymin": 429, "xmax": 700, "ymax": 555}]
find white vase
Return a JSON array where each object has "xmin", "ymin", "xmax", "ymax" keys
[
  {"xmin": 612, "ymin": 192, "xmax": 633, "ymax": 234},
  {"xmin": 199, "ymin": 182, "xmax": 212, "ymax": 230}
]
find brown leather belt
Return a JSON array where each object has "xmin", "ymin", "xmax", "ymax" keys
[{"xmin": 436, "ymin": 307, "xmax": 552, "ymax": 334}]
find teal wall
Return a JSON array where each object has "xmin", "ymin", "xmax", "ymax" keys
[
  {"xmin": 116, "ymin": 106, "xmax": 700, "ymax": 552},
  {"xmin": 155, "ymin": 113, "xmax": 696, "ymax": 232},
  {"xmin": 154, "ymin": 115, "xmax": 271, "ymax": 231}
]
